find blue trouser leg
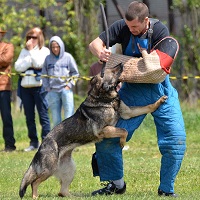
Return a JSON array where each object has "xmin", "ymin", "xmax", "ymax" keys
[
  {"xmin": 96, "ymin": 138, "xmax": 123, "ymax": 181},
  {"xmin": 35, "ymin": 86, "xmax": 50, "ymax": 139},
  {"xmin": 21, "ymin": 86, "xmax": 50, "ymax": 145},
  {"xmin": 96, "ymin": 114, "xmax": 145, "ymax": 181},
  {"xmin": 154, "ymin": 93, "xmax": 186, "ymax": 193},
  {"xmin": 21, "ymin": 86, "xmax": 39, "ymax": 146},
  {"xmin": 47, "ymin": 91, "xmax": 62, "ymax": 127},
  {"xmin": 94, "ymin": 79, "xmax": 186, "ymax": 193},
  {"xmin": 0, "ymin": 91, "xmax": 15, "ymax": 148},
  {"xmin": 47, "ymin": 89, "xmax": 74, "ymax": 128},
  {"xmin": 62, "ymin": 89, "xmax": 74, "ymax": 119}
]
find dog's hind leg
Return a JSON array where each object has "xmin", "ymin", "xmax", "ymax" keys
[
  {"xmin": 119, "ymin": 95, "xmax": 168, "ymax": 119},
  {"xmin": 31, "ymin": 170, "xmax": 53, "ymax": 199},
  {"xmin": 100, "ymin": 126, "xmax": 128, "ymax": 148},
  {"xmin": 56, "ymin": 152, "xmax": 76, "ymax": 197},
  {"xmin": 19, "ymin": 165, "xmax": 37, "ymax": 199}
]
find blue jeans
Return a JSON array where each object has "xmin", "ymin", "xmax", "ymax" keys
[
  {"xmin": 47, "ymin": 89, "xmax": 74, "ymax": 127},
  {"xmin": 0, "ymin": 91, "xmax": 16, "ymax": 148},
  {"xmin": 20, "ymin": 85, "xmax": 50, "ymax": 147}
]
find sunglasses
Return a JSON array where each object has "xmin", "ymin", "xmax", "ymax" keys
[{"xmin": 27, "ymin": 36, "xmax": 38, "ymax": 40}]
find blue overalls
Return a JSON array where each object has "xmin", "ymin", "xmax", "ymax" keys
[{"xmin": 94, "ymin": 35, "xmax": 186, "ymax": 193}]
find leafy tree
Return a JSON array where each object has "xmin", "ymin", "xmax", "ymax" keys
[
  {"xmin": 171, "ymin": 0, "xmax": 200, "ymax": 104},
  {"xmin": 0, "ymin": 0, "xmax": 100, "ymax": 93}
]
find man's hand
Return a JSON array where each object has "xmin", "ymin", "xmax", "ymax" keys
[
  {"xmin": 99, "ymin": 48, "xmax": 111, "ymax": 62},
  {"xmin": 89, "ymin": 37, "xmax": 111, "ymax": 62}
]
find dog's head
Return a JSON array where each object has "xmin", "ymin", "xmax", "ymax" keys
[{"xmin": 88, "ymin": 63, "xmax": 123, "ymax": 101}]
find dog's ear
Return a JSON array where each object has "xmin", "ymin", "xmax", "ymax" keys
[
  {"xmin": 113, "ymin": 63, "xmax": 123, "ymax": 77},
  {"xmin": 90, "ymin": 76, "xmax": 97, "ymax": 85},
  {"xmin": 90, "ymin": 75, "xmax": 98, "ymax": 85},
  {"xmin": 90, "ymin": 75, "xmax": 102, "ymax": 89},
  {"xmin": 88, "ymin": 75, "xmax": 102, "ymax": 96}
]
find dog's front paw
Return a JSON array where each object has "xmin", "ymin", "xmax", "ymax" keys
[
  {"xmin": 149, "ymin": 95, "xmax": 168, "ymax": 113},
  {"xmin": 119, "ymin": 129, "xmax": 128, "ymax": 148},
  {"xmin": 154, "ymin": 95, "xmax": 168, "ymax": 108},
  {"xmin": 160, "ymin": 95, "xmax": 168, "ymax": 103},
  {"xmin": 32, "ymin": 194, "xmax": 39, "ymax": 199},
  {"xmin": 119, "ymin": 140, "xmax": 125, "ymax": 148}
]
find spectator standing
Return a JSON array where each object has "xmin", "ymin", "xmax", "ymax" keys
[
  {"xmin": 15, "ymin": 27, "xmax": 51, "ymax": 152},
  {"xmin": 89, "ymin": 60, "xmax": 103, "ymax": 77},
  {"xmin": 0, "ymin": 28, "xmax": 16, "ymax": 152},
  {"xmin": 42, "ymin": 36, "xmax": 79, "ymax": 127}
]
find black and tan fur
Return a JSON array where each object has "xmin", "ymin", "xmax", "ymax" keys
[{"xmin": 19, "ymin": 64, "xmax": 167, "ymax": 199}]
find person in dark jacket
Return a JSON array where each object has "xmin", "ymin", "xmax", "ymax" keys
[{"xmin": 0, "ymin": 28, "xmax": 16, "ymax": 152}]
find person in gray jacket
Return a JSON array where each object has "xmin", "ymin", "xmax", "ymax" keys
[{"xmin": 42, "ymin": 36, "xmax": 79, "ymax": 127}]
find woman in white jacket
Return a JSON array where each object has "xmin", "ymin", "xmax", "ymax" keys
[{"xmin": 15, "ymin": 27, "xmax": 51, "ymax": 152}]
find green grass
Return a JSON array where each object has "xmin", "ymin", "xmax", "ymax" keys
[{"xmin": 0, "ymin": 100, "xmax": 200, "ymax": 199}]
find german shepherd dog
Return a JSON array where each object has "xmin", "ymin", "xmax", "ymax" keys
[{"xmin": 19, "ymin": 63, "xmax": 167, "ymax": 199}]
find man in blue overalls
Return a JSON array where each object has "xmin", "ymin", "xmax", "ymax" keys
[{"xmin": 89, "ymin": 1, "xmax": 186, "ymax": 197}]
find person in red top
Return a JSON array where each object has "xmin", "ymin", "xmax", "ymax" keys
[
  {"xmin": 89, "ymin": 60, "xmax": 103, "ymax": 77},
  {"xmin": 0, "ymin": 29, "xmax": 16, "ymax": 152}
]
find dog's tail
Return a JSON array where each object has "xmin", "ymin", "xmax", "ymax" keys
[{"xmin": 19, "ymin": 165, "xmax": 36, "ymax": 199}]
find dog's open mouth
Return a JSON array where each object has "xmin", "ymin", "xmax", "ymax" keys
[
  {"xmin": 98, "ymin": 84, "xmax": 118, "ymax": 101},
  {"xmin": 102, "ymin": 82, "xmax": 117, "ymax": 92}
]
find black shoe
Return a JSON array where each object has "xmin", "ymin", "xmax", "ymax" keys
[
  {"xmin": 91, "ymin": 181, "xmax": 126, "ymax": 196},
  {"xmin": 1, "ymin": 146, "xmax": 16, "ymax": 152},
  {"xmin": 158, "ymin": 189, "xmax": 178, "ymax": 198}
]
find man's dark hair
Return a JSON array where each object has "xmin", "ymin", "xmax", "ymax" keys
[{"xmin": 125, "ymin": 1, "xmax": 149, "ymax": 22}]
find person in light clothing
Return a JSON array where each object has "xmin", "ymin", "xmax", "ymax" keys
[
  {"xmin": 42, "ymin": 36, "xmax": 79, "ymax": 127},
  {"xmin": 15, "ymin": 27, "xmax": 51, "ymax": 152}
]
